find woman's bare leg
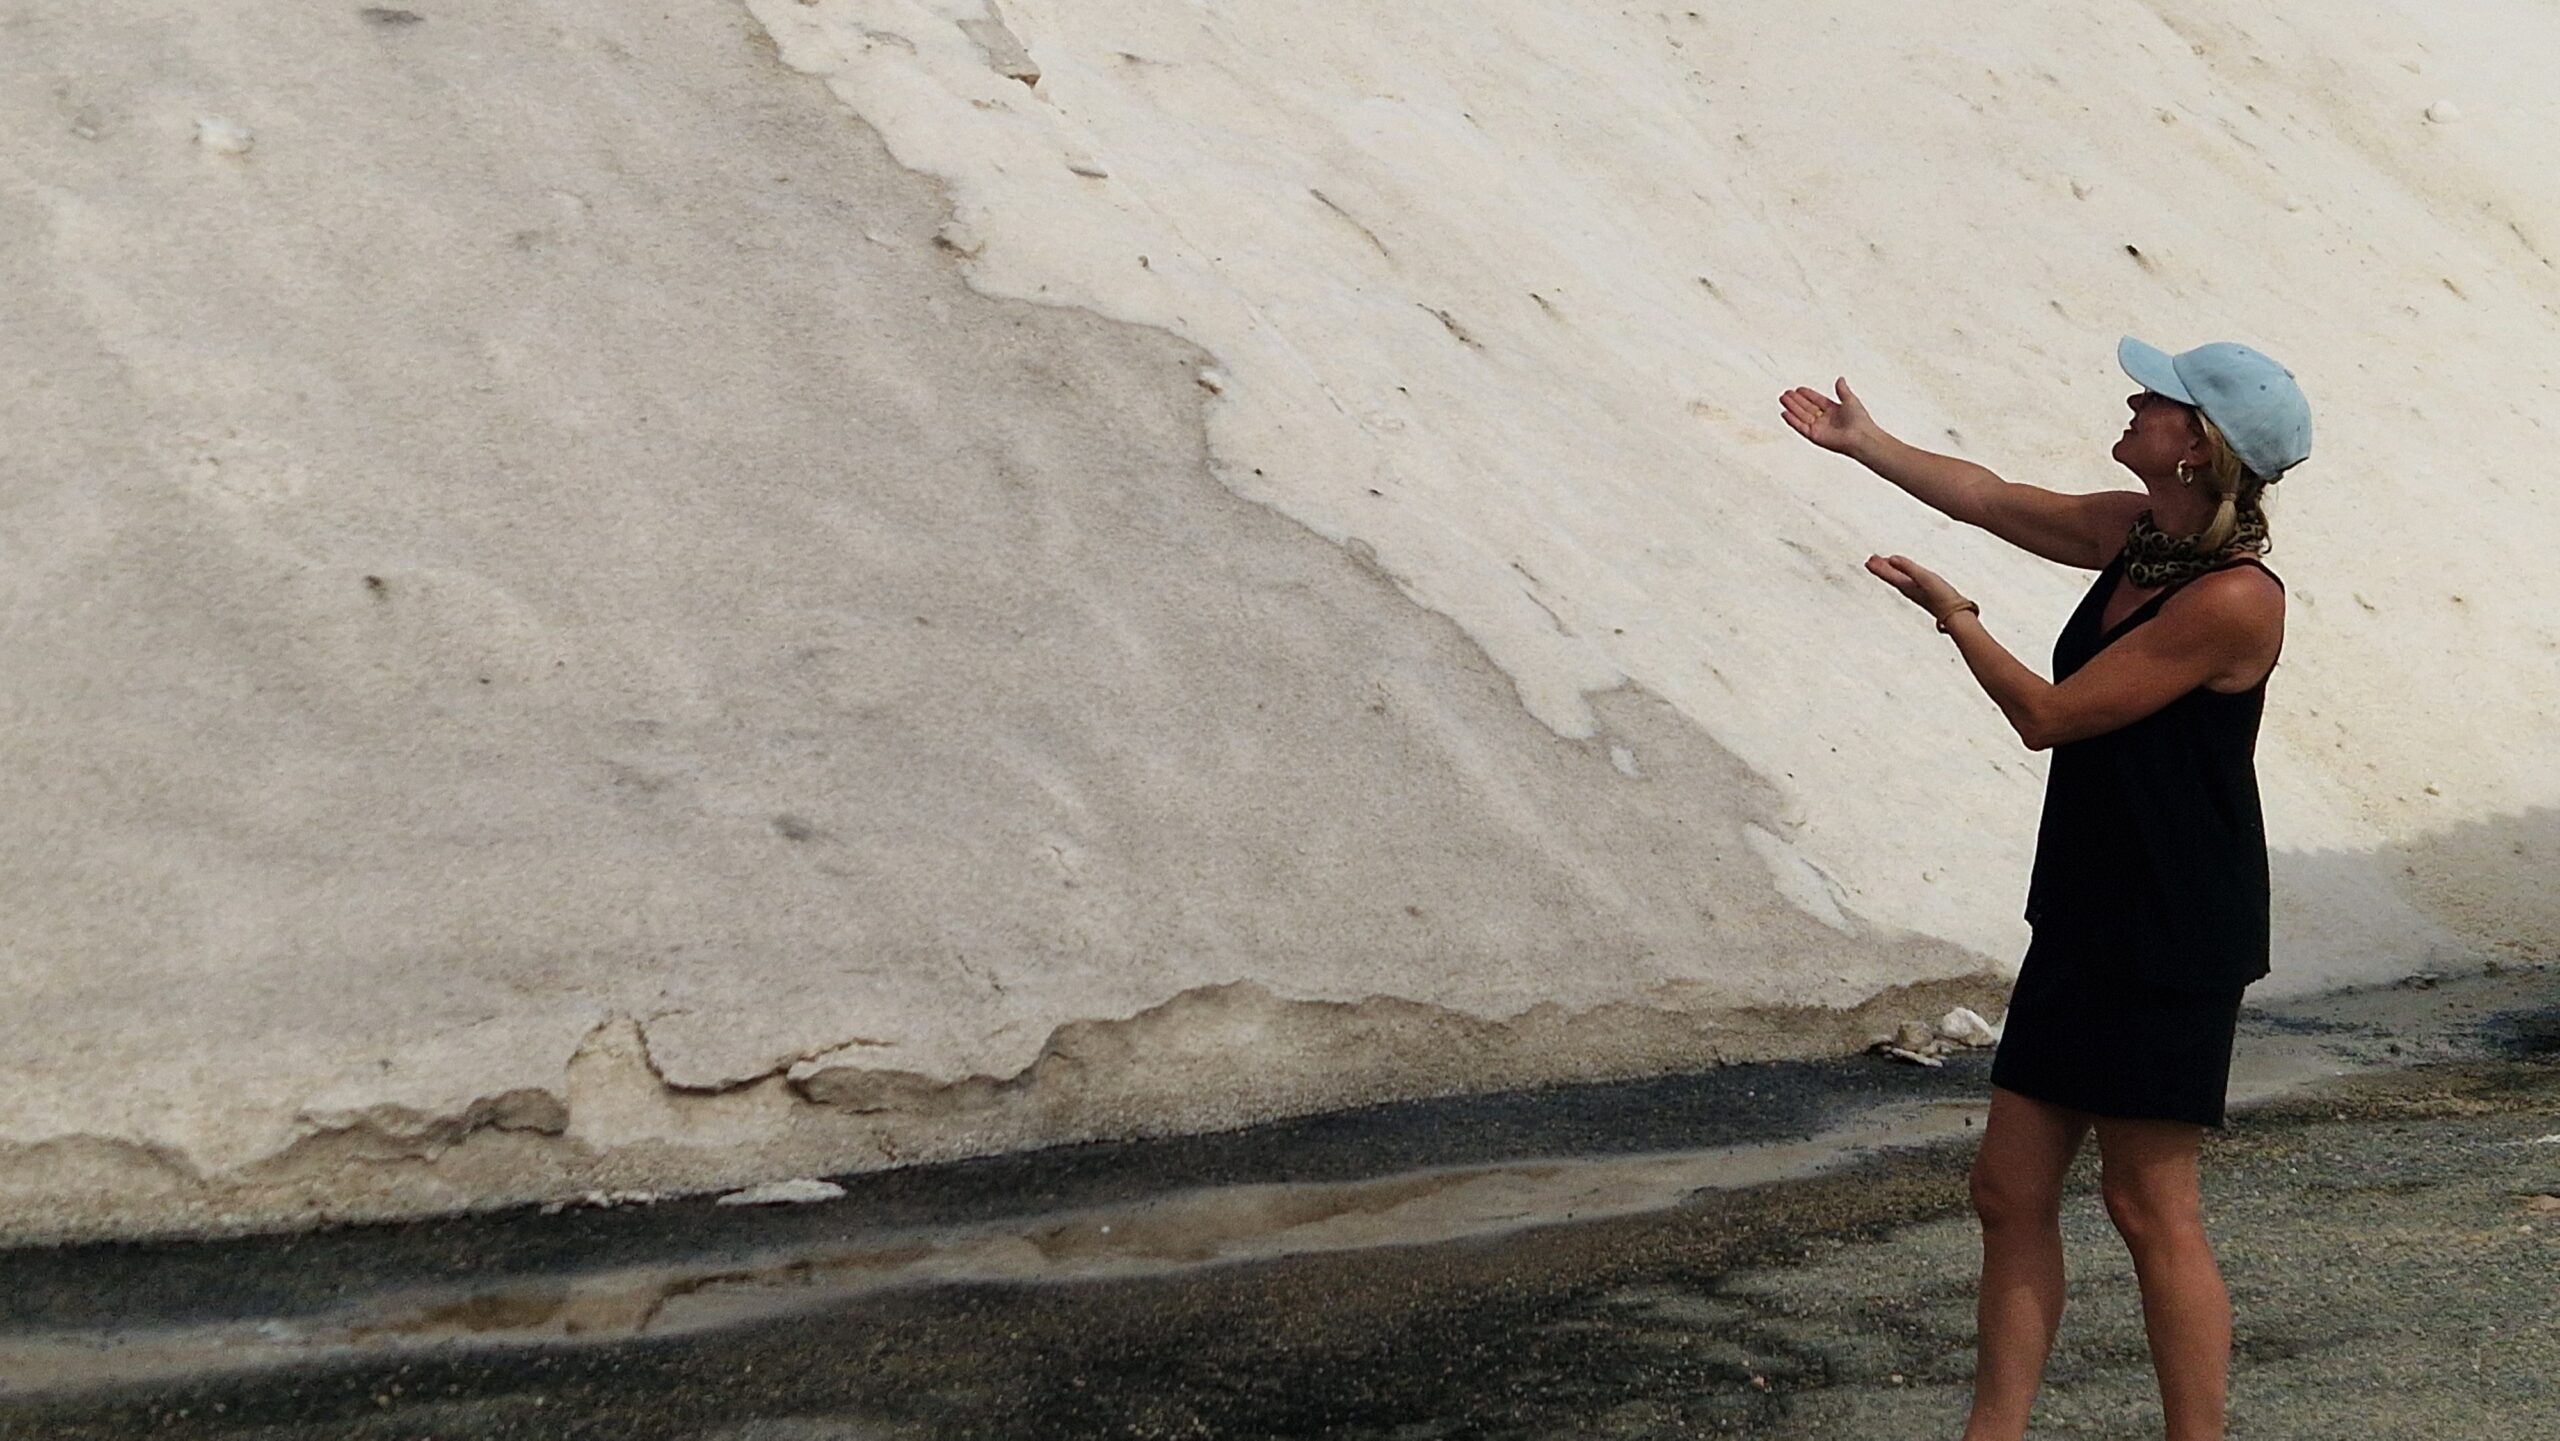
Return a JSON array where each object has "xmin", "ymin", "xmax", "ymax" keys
[
  {"xmin": 1961, "ymin": 1087, "xmax": 2092, "ymax": 1441},
  {"xmin": 2096, "ymin": 1118, "xmax": 2228, "ymax": 1441}
]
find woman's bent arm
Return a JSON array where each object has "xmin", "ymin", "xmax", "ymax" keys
[{"xmin": 1938, "ymin": 572, "xmax": 2279, "ymax": 748}]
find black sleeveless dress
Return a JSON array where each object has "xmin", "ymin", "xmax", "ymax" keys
[{"xmin": 1988, "ymin": 550, "xmax": 2279, "ymax": 1127}]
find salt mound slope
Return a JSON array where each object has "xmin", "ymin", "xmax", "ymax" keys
[{"xmin": 2, "ymin": 0, "xmax": 2551, "ymax": 1241}]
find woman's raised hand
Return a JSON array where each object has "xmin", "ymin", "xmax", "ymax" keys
[{"xmin": 1778, "ymin": 378, "xmax": 1877, "ymax": 456}]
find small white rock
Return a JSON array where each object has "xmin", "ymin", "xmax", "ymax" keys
[
  {"xmin": 715, "ymin": 1177, "xmax": 846, "ymax": 1207},
  {"xmin": 1195, "ymin": 367, "xmax": 1228, "ymax": 395},
  {"xmin": 1880, "ymin": 1045, "xmax": 1945, "ymax": 1069},
  {"xmin": 1064, "ymin": 152, "xmax": 1111, "ymax": 179},
  {"xmin": 1938, "ymin": 1006, "xmax": 1999, "ymax": 1048},
  {"xmin": 2424, "ymin": 99, "xmax": 2461, "ymax": 124},
  {"xmin": 195, "ymin": 117, "xmax": 255, "ymax": 155},
  {"xmin": 1892, "ymin": 1020, "xmax": 1935, "ymax": 1052}
]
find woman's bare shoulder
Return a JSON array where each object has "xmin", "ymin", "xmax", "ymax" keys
[{"xmin": 2166, "ymin": 560, "xmax": 2287, "ymax": 634}]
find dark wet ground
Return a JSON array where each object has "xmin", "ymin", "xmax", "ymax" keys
[
  {"xmin": 4, "ymin": 982, "xmax": 2555, "ymax": 1440},
  {"xmin": 0, "ymin": 1050, "xmax": 1986, "ymax": 1341}
]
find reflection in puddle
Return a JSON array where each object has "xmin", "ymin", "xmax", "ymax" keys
[
  {"xmin": 5, "ymin": 979, "xmax": 2518, "ymax": 1402},
  {"xmin": 0, "ymin": 1102, "xmax": 1984, "ymax": 1397}
]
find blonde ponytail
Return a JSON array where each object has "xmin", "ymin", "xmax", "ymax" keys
[
  {"xmin": 2190, "ymin": 415, "xmax": 2270, "ymax": 554},
  {"xmin": 2197, "ymin": 491, "xmax": 2240, "ymax": 554}
]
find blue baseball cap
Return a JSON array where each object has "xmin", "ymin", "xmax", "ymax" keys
[{"xmin": 2117, "ymin": 336, "xmax": 2312, "ymax": 479}]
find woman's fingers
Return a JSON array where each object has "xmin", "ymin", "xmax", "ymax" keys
[
  {"xmin": 1897, "ymin": 556, "xmax": 1955, "ymax": 599},
  {"xmin": 1778, "ymin": 380, "xmax": 1876, "ymax": 454},
  {"xmin": 1779, "ymin": 385, "xmax": 1852, "ymax": 449},
  {"xmin": 1866, "ymin": 554, "xmax": 1942, "ymax": 611},
  {"xmin": 1874, "ymin": 555, "xmax": 1969, "ymax": 619}
]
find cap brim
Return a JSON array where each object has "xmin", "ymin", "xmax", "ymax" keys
[{"xmin": 2117, "ymin": 336, "xmax": 2194, "ymax": 404}]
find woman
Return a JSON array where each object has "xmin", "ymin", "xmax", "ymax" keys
[{"xmin": 1778, "ymin": 337, "xmax": 2312, "ymax": 1441}]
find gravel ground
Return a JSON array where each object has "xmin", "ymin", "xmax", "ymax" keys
[
  {"xmin": 4, "ymin": 1025, "xmax": 2554, "ymax": 1439},
  {"xmin": 1728, "ymin": 1060, "xmax": 2560, "ymax": 1440}
]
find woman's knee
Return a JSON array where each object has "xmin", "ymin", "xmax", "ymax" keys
[
  {"xmin": 1971, "ymin": 1090, "xmax": 2088, "ymax": 1229},
  {"xmin": 1971, "ymin": 1157, "xmax": 2064, "ymax": 1230},
  {"xmin": 2099, "ymin": 1170, "xmax": 2203, "ymax": 1248},
  {"xmin": 2095, "ymin": 1120, "xmax": 2208, "ymax": 1249}
]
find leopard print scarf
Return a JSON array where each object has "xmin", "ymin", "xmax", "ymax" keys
[{"xmin": 2121, "ymin": 508, "xmax": 2269, "ymax": 588}]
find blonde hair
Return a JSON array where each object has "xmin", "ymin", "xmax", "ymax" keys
[{"xmin": 2188, "ymin": 413, "xmax": 2273, "ymax": 554}]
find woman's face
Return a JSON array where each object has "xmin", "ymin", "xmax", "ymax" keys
[{"xmin": 2110, "ymin": 390, "xmax": 2205, "ymax": 482}]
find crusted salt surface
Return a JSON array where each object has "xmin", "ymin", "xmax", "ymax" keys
[
  {"xmin": 1741, "ymin": 824, "xmax": 1854, "ymax": 936},
  {"xmin": 744, "ymin": 0, "xmax": 2560, "ymax": 972},
  {"xmin": 193, "ymin": 117, "xmax": 254, "ymax": 154},
  {"xmin": 1937, "ymin": 1008, "xmax": 1999, "ymax": 1048},
  {"xmin": 715, "ymin": 1178, "xmax": 847, "ymax": 1206},
  {"xmin": 8, "ymin": 0, "xmax": 2560, "ymax": 1246}
]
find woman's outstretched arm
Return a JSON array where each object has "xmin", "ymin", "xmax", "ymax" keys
[{"xmin": 1781, "ymin": 379, "xmax": 2146, "ymax": 569}]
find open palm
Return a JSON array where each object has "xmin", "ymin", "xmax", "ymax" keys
[{"xmin": 1778, "ymin": 378, "xmax": 1877, "ymax": 455}]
